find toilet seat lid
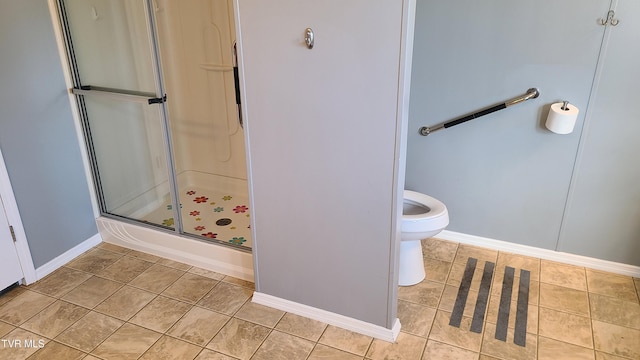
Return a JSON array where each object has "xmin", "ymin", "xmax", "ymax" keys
[{"xmin": 403, "ymin": 190, "xmax": 447, "ymax": 220}]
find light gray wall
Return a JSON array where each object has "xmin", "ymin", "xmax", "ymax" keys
[
  {"xmin": 0, "ymin": 0, "xmax": 98, "ymax": 268},
  {"xmin": 407, "ymin": 0, "xmax": 640, "ymax": 266}
]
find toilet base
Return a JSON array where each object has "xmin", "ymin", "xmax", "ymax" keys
[{"xmin": 398, "ymin": 240, "xmax": 426, "ymax": 286}]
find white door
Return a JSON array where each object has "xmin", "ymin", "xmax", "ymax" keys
[{"xmin": 0, "ymin": 195, "xmax": 24, "ymax": 291}]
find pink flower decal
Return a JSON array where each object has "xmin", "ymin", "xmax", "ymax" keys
[
  {"xmin": 189, "ymin": 210, "xmax": 200, "ymax": 216},
  {"xmin": 201, "ymin": 232, "xmax": 217, "ymax": 239},
  {"xmin": 194, "ymin": 226, "xmax": 205, "ymax": 231},
  {"xmin": 186, "ymin": 190, "xmax": 196, "ymax": 195},
  {"xmin": 193, "ymin": 196, "xmax": 209, "ymax": 203},
  {"xmin": 233, "ymin": 205, "xmax": 248, "ymax": 213}
]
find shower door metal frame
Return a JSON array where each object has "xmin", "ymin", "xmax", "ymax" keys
[{"xmin": 55, "ymin": 0, "xmax": 184, "ymax": 235}]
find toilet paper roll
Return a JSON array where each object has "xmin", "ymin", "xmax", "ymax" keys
[{"xmin": 545, "ymin": 102, "xmax": 579, "ymax": 134}]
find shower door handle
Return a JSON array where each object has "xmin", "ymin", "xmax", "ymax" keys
[
  {"xmin": 72, "ymin": 85, "xmax": 165, "ymax": 105},
  {"xmin": 232, "ymin": 41, "xmax": 243, "ymax": 128}
]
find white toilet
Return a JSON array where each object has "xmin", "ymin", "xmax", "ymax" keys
[{"xmin": 399, "ymin": 190, "xmax": 449, "ymax": 286}]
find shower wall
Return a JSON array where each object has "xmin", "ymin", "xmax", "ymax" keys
[{"xmin": 154, "ymin": 0, "xmax": 247, "ymax": 185}]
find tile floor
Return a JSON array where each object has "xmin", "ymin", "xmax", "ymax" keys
[{"xmin": 0, "ymin": 239, "xmax": 639, "ymax": 359}]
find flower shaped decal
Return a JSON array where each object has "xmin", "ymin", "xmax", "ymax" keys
[
  {"xmin": 190, "ymin": 210, "xmax": 200, "ymax": 216},
  {"xmin": 233, "ymin": 205, "xmax": 248, "ymax": 213},
  {"xmin": 222, "ymin": 195, "xmax": 233, "ymax": 201},
  {"xmin": 186, "ymin": 190, "xmax": 196, "ymax": 195},
  {"xmin": 194, "ymin": 196, "xmax": 209, "ymax": 203},
  {"xmin": 201, "ymin": 232, "xmax": 217, "ymax": 239},
  {"xmin": 162, "ymin": 218, "xmax": 174, "ymax": 226},
  {"xmin": 194, "ymin": 226, "xmax": 205, "ymax": 231},
  {"xmin": 213, "ymin": 207, "xmax": 224, "ymax": 212},
  {"xmin": 229, "ymin": 237, "xmax": 246, "ymax": 245}
]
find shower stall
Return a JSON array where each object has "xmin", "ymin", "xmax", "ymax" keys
[{"xmin": 57, "ymin": 0, "xmax": 252, "ymax": 253}]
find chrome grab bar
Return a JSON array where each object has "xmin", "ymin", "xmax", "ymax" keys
[{"xmin": 419, "ymin": 88, "xmax": 540, "ymax": 136}]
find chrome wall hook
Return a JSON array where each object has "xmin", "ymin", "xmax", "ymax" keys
[
  {"xmin": 304, "ymin": 28, "xmax": 314, "ymax": 49},
  {"xmin": 599, "ymin": 10, "xmax": 619, "ymax": 26}
]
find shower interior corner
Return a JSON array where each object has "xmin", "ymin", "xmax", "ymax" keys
[{"xmin": 117, "ymin": 171, "xmax": 252, "ymax": 250}]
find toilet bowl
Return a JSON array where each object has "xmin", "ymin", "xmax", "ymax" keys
[{"xmin": 399, "ymin": 190, "xmax": 449, "ymax": 286}]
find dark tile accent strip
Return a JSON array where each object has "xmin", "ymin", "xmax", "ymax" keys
[
  {"xmin": 449, "ymin": 257, "xmax": 477, "ymax": 327},
  {"xmin": 495, "ymin": 266, "xmax": 514, "ymax": 341},
  {"xmin": 470, "ymin": 261, "xmax": 495, "ymax": 333},
  {"xmin": 514, "ymin": 269, "xmax": 530, "ymax": 347}
]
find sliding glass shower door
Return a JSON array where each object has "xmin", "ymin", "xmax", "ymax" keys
[{"xmin": 60, "ymin": 0, "xmax": 181, "ymax": 230}]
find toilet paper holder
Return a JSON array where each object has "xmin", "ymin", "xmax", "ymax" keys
[{"xmin": 419, "ymin": 88, "xmax": 540, "ymax": 136}]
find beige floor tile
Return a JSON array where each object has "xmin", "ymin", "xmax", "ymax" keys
[
  {"xmin": 366, "ymin": 332, "xmax": 426, "ymax": 360},
  {"xmin": 538, "ymin": 307, "xmax": 593, "ymax": 349},
  {"xmin": 188, "ymin": 267, "xmax": 225, "ymax": 281},
  {"xmin": 92, "ymin": 323, "xmax": 161, "ymax": 359},
  {"xmin": 97, "ymin": 242, "xmax": 131, "ymax": 254},
  {"xmin": 447, "ymin": 260, "xmax": 489, "ymax": 290},
  {"xmin": 485, "ymin": 295, "xmax": 538, "ymax": 335},
  {"xmin": 28, "ymin": 267, "xmax": 92, "ymax": 298},
  {"xmin": 27, "ymin": 341, "xmax": 85, "ymax": 360},
  {"xmin": 0, "ymin": 328, "xmax": 49, "ymax": 360},
  {"xmin": 422, "ymin": 340, "xmax": 478, "ymax": 360},
  {"xmin": 539, "ymin": 282, "xmax": 590, "ymax": 316},
  {"xmin": 234, "ymin": 301, "xmax": 285, "ymax": 328},
  {"xmin": 197, "ymin": 282, "xmax": 252, "ymax": 315},
  {"xmin": 490, "ymin": 270, "xmax": 539, "ymax": 305},
  {"xmin": 252, "ymin": 330, "xmax": 315, "ymax": 360},
  {"xmin": 275, "ymin": 313, "xmax": 327, "ymax": 342},
  {"xmin": 139, "ymin": 335, "xmax": 202, "ymax": 360},
  {"xmin": 398, "ymin": 280, "xmax": 444, "ymax": 308},
  {"xmin": 479, "ymin": 355, "xmax": 502, "ymax": 360},
  {"xmin": 20, "ymin": 300, "xmax": 89, "ymax": 338},
  {"xmin": 595, "ymin": 351, "xmax": 632, "ymax": 360},
  {"xmin": 83, "ymin": 355, "xmax": 102, "ymax": 360},
  {"xmin": 454, "ymin": 244, "xmax": 498, "ymax": 265},
  {"xmin": 422, "ymin": 238, "xmax": 458, "ymax": 262},
  {"xmin": 221, "ymin": 276, "xmax": 255, "ymax": 290},
  {"xmin": 65, "ymin": 248, "xmax": 122, "ymax": 274},
  {"xmin": 94, "ymin": 285, "xmax": 156, "ymax": 321},
  {"xmin": 589, "ymin": 293, "xmax": 640, "ymax": 330},
  {"xmin": 480, "ymin": 323, "xmax": 537, "ymax": 360},
  {"xmin": 60, "ymin": 276, "xmax": 122, "ymax": 308},
  {"xmin": 129, "ymin": 296, "xmax": 192, "ymax": 333},
  {"xmin": 167, "ymin": 306, "xmax": 230, "ymax": 346},
  {"xmin": 540, "ymin": 261, "xmax": 586, "ymax": 291},
  {"xmin": 126, "ymin": 249, "xmax": 161, "ymax": 263},
  {"xmin": 0, "ymin": 322, "xmax": 14, "ymax": 338},
  {"xmin": 0, "ymin": 290, "xmax": 55, "ymax": 325},
  {"xmin": 428, "ymin": 310, "xmax": 482, "ymax": 352},
  {"xmin": 194, "ymin": 348, "xmax": 237, "ymax": 359},
  {"xmin": 206, "ymin": 318, "xmax": 271, "ymax": 360},
  {"xmin": 97, "ymin": 255, "xmax": 154, "ymax": 283},
  {"xmin": 438, "ymin": 285, "xmax": 478, "ymax": 316},
  {"xmin": 586, "ymin": 269, "xmax": 638, "ymax": 303},
  {"xmin": 318, "ymin": 325, "xmax": 373, "ymax": 356},
  {"xmin": 55, "ymin": 311, "xmax": 123, "ymax": 352},
  {"xmin": 537, "ymin": 336, "xmax": 595, "ymax": 360},
  {"xmin": 495, "ymin": 252, "xmax": 540, "ymax": 281},
  {"xmin": 157, "ymin": 257, "xmax": 192, "ymax": 271},
  {"xmin": 397, "ymin": 300, "xmax": 436, "ymax": 338},
  {"xmin": 162, "ymin": 273, "xmax": 218, "ymax": 304},
  {"xmin": 423, "ymin": 258, "xmax": 452, "ymax": 283},
  {"xmin": 0, "ymin": 286, "xmax": 26, "ymax": 307},
  {"xmin": 128, "ymin": 264, "xmax": 185, "ymax": 293},
  {"xmin": 634, "ymin": 278, "xmax": 640, "ymax": 302},
  {"xmin": 308, "ymin": 344, "xmax": 363, "ymax": 360},
  {"xmin": 592, "ymin": 320, "xmax": 640, "ymax": 359}
]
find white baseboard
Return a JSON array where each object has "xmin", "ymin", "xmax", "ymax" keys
[
  {"xmin": 438, "ymin": 230, "xmax": 640, "ymax": 277},
  {"xmin": 252, "ymin": 292, "xmax": 401, "ymax": 342},
  {"xmin": 34, "ymin": 233, "xmax": 102, "ymax": 280}
]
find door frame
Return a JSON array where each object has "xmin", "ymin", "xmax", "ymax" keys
[{"xmin": 0, "ymin": 146, "xmax": 37, "ymax": 285}]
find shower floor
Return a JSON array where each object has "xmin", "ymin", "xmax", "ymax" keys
[{"xmin": 143, "ymin": 186, "xmax": 252, "ymax": 249}]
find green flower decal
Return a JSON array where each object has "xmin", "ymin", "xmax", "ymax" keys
[{"xmin": 229, "ymin": 237, "xmax": 246, "ymax": 245}]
